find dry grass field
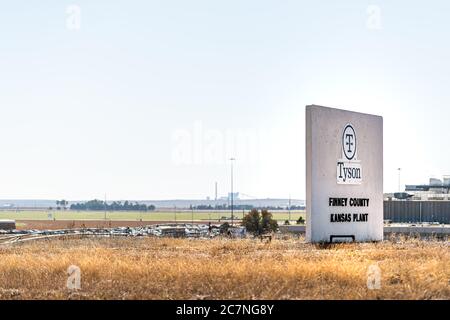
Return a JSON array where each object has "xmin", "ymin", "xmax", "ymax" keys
[{"xmin": 0, "ymin": 236, "xmax": 448, "ymax": 300}]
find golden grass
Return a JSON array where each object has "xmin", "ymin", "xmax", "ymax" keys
[{"xmin": 0, "ymin": 236, "xmax": 448, "ymax": 300}]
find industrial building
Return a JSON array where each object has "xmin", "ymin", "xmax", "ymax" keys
[
  {"xmin": 405, "ymin": 176, "xmax": 450, "ymax": 200},
  {"xmin": 384, "ymin": 176, "xmax": 450, "ymax": 201},
  {"xmin": 383, "ymin": 176, "xmax": 450, "ymax": 224}
]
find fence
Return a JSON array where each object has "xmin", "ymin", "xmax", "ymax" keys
[{"xmin": 384, "ymin": 201, "xmax": 450, "ymax": 224}]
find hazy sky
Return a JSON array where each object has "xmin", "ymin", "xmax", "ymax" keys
[{"xmin": 1, "ymin": 1, "xmax": 450, "ymax": 200}]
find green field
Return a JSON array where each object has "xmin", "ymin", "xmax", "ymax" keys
[{"xmin": 0, "ymin": 210, "xmax": 305, "ymax": 222}]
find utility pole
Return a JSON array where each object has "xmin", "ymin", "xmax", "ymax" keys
[
  {"xmin": 288, "ymin": 195, "xmax": 291, "ymax": 222},
  {"xmin": 215, "ymin": 182, "xmax": 217, "ymax": 201},
  {"xmin": 104, "ymin": 193, "xmax": 107, "ymax": 221},
  {"xmin": 230, "ymin": 158, "xmax": 235, "ymax": 226},
  {"xmin": 398, "ymin": 168, "xmax": 402, "ymax": 192},
  {"xmin": 174, "ymin": 206, "xmax": 177, "ymax": 224}
]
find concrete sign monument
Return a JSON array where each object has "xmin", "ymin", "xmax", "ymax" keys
[{"xmin": 306, "ymin": 105, "xmax": 383, "ymax": 242}]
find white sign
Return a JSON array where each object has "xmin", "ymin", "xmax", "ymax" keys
[{"xmin": 306, "ymin": 105, "xmax": 383, "ymax": 243}]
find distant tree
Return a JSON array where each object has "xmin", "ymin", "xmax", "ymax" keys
[
  {"xmin": 192, "ymin": 204, "xmax": 214, "ymax": 210},
  {"xmin": 56, "ymin": 200, "xmax": 68, "ymax": 210},
  {"xmin": 242, "ymin": 209, "xmax": 278, "ymax": 236},
  {"xmin": 69, "ymin": 200, "xmax": 156, "ymax": 211},
  {"xmin": 260, "ymin": 209, "xmax": 278, "ymax": 233},
  {"xmin": 242, "ymin": 209, "xmax": 260, "ymax": 234}
]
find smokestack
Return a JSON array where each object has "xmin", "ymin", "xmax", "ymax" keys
[{"xmin": 215, "ymin": 182, "xmax": 218, "ymax": 201}]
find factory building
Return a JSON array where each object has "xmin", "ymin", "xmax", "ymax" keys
[
  {"xmin": 404, "ymin": 176, "xmax": 450, "ymax": 200},
  {"xmin": 383, "ymin": 176, "xmax": 450, "ymax": 224}
]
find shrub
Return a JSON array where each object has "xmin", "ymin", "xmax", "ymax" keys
[
  {"xmin": 242, "ymin": 209, "xmax": 278, "ymax": 235},
  {"xmin": 219, "ymin": 222, "xmax": 231, "ymax": 234},
  {"xmin": 297, "ymin": 216, "xmax": 305, "ymax": 224}
]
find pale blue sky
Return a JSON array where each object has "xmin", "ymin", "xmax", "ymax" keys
[{"xmin": 0, "ymin": 1, "xmax": 449, "ymax": 200}]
